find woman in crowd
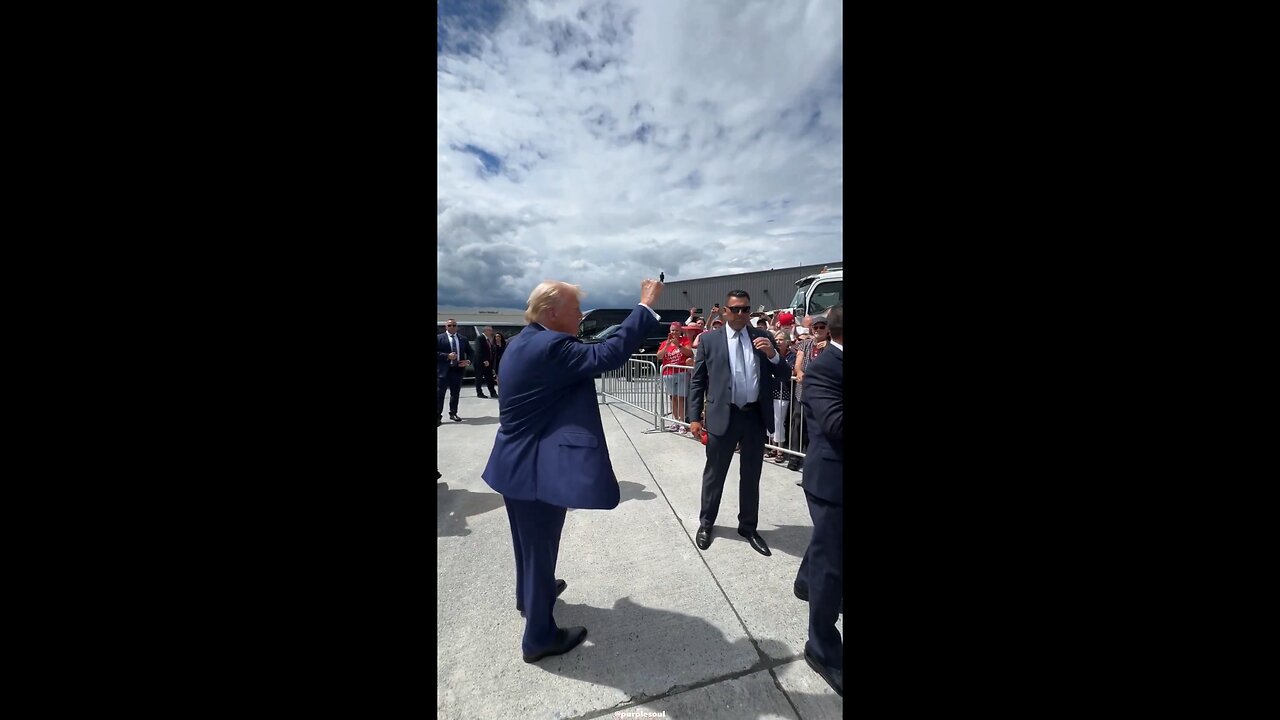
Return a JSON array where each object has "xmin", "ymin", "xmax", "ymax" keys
[
  {"xmin": 492, "ymin": 332, "xmax": 507, "ymax": 386},
  {"xmin": 657, "ymin": 322, "xmax": 694, "ymax": 433},
  {"xmin": 788, "ymin": 315, "xmax": 830, "ymax": 472},
  {"xmin": 767, "ymin": 331, "xmax": 797, "ymax": 462}
]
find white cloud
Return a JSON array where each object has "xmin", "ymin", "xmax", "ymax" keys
[{"xmin": 438, "ymin": 0, "xmax": 842, "ymax": 310}]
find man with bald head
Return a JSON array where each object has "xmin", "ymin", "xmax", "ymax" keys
[{"xmin": 483, "ymin": 277, "xmax": 664, "ymax": 663}]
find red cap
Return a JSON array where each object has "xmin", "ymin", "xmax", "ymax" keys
[{"xmin": 777, "ymin": 312, "xmax": 795, "ymax": 326}]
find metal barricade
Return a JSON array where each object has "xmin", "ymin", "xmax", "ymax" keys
[
  {"xmin": 597, "ymin": 355, "xmax": 664, "ymax": 431},
  {"xmin": 656, "ymin": 363, "xmax": 808, "ymax": 464}
]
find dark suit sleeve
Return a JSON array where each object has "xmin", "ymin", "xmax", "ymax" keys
[
  {"xmin": 437, "ymin": 335, "xmax": 451, "ymax": 361},
  {"xmin": 803, "ymin": 354, "xmax": 843, "ymax": 446},
  {"xmin": 686, "ymin": 340, "xmax": 708, "ymax": 424},
  {"xmin": 553, "ymin": 305, "xmax": 660, "ymax": 381}
]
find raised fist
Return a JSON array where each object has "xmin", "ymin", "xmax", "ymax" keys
[{"xmin": 640, "ymin": 278, "xmax": 664, "ymax": 307}]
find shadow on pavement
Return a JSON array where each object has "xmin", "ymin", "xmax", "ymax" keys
[
  {"xmin": 537, "ymin": 597, "xmax": 793, "ymax": 701},
  {"xmin": 438, "ymin": 481, "xmax": 505, "ymax": 537},
  {"xmin": 445, "ymin": 415, "xmax": 502, "ymax": 426},
  {"xmin": 711, "ymin": 524, "xmax": 813, "ymax": 559},
  {"xmin": 618, "ymin": 480, "xmax": 657, "ymax": 503}
]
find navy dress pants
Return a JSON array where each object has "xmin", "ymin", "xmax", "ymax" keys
[
  {"xmin": 698, "ymin": 405, "xmax": 765, "ymax": 532},
  {"xmin": 437, "ymin": 368, "xmax": 463, "ymax": 416},
  {"xmin": 795, "ymin": 490, "xmax": 843, "ymax": 670},
  {"xmin": 503, "ymin": 496, "xmax": 568, "ymax": 655}
]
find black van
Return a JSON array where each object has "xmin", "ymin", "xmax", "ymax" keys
[{"xmin": 578, "ymin": 308, "xmax": 691, "ymax": 347}]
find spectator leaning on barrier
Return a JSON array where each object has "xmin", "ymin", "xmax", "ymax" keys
[
  {"xmin": 767, "ymin": 331, "xmax": 797, "ymax": 462},
  {"xmin": 658, "ymin": 321, "xmax": 695, "ymax": 433},
  {"xmin": 788, "ymin": 314, "xmax": 830, "ymax": 472}
]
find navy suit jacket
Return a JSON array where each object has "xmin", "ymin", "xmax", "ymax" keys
[
  {"xmin": 482, "ymin": 304, "xmax": 660, "ymax": 509},
  {"xmin": 686, "ymin": 326, "xmax": 790, "ymax": 436},
  {"xmin": 437, "ymin": 332, "xmax": 473, "ymax": 379},
  {"xmin": 800, "ymin": 344, "xmax": 843, "ymax": 505}
]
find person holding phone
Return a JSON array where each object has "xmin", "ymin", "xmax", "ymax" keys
[{"xmin": 658, "ymin": 322, "xmax": 695, "ymax": 432}]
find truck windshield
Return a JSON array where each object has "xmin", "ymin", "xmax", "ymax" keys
[
  {"xmin": 788, "ymin": 284, "xmax": 809, "ymax": 309},
  {"xmin": 806, "ymin": 280, "xmax": 842, "ymax": 315}
]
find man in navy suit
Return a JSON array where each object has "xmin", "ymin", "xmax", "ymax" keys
[
  {"xmin": 437, "ymin": 319, "xmax": 473, "ymax": 423},
  {"xmin": 686, "ymin": 290, "xmax": 791, "ymax": 556},
  {"xmin": 476, "ymin": 326, "xmax": 498, "ymax": 398},
  {"xmin": 794, "ymin": 304, "xmax": 844, "ymax": 696},
  {"xmin": 483, "ymin": 277, "xmax": 664, "ymax": 662}
]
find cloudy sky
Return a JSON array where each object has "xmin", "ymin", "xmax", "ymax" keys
[{"xmin": 438, "ymin": 0, "xmax": 843, "ymax": 310}]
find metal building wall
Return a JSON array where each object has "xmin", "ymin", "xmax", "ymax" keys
[{"xmin": 661, "ymin": 262, "xmax": 837, "ymax": 316}]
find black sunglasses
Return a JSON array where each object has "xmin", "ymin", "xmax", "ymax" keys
[
  {"xmin": 445, "ymin": 323, "xmax": 457, "ymax": 327},
  {"xmin": 725, "ymin": 306, "xmax": 751, "ymax": 314}
]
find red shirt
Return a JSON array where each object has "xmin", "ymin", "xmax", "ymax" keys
[{"xmin": 658, "ymin": 336, "xmax": 692, "ymax": 375}]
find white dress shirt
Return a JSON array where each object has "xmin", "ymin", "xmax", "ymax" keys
[{"xmin": 725, "ymin": 325, "xmax": 781, "ymax": 406}]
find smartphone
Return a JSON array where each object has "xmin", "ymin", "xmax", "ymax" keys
[{"xmin": 693, "ymin": 308, "xmax": 703, "ymax": 314}]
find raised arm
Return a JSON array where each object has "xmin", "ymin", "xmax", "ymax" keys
[{"xmin": 553, "ymin": 279, "xmax": 664, "ymax": 381}]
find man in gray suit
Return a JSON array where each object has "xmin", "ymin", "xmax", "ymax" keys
[{"xmin": 687, "ymin": 290, "xmax": 791, "ymax": 555}]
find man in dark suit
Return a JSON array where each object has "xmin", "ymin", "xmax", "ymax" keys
[
  {"xmin": 436, "ymin": 319, "xmax": 473, "ymax": 423},
  {"xmin": 793, "ymin": 304, "xmax": 844, "ymax": 696},
  {"xmin": 483, "ymin": 278, "xmax": 663, "ymax": 662},
  {"xmin": 475, "ymin": 326, "xmax": 498, "ymax": 398},
  {"xmin": 686, "ymin": 290, "xmax": 791, "ymax": 556}
]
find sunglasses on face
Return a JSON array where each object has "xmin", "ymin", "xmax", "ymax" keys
[
  {"xmin": 725, "ymin": 306, "xmax": 751, "ymax": 314},
  {"xmin": 446, "ymin": 324, "xmax": 457, "ymax": 327}
]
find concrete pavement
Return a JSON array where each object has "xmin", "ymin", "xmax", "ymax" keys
[{"xmin": 437, "ymin": 385, "xmax": 843, "ymax": 719}]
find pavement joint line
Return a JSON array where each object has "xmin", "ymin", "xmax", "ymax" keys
[
  {"xmin": 599, "ymin": 405, "xmax": 809, "ymax": 719},
  {"xmin": 564, "ymin": 652, "xmax": 807, "ymax": 720}
]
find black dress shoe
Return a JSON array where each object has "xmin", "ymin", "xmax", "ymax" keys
[
  {"xmin": 738, "ymin": 529, "xmax": 772, "ymax": 556},
  {"xmin": 695, "ymin": 526, "xmax": 713, "ymax": 550},
  {"xmin": 477, "ymin": 393, "xmax": 489, "ymax": 398},
  {"xmin": 450, "ymin": 414, "xmax": 462, "ymax": 422},
  {"xmin": 522, "ymin": 626, "xmax": 588, "ymax": 663},
  {"xmin": 794, "ymin": 586, "xmax": 842, "ymax": 613},
  {"xmin": 437, "ymin": 416, "xmax": 443, "ymax": 427},
  {"xmin": 804, "ymin": 652, "xmax": 843, "ymax": 696},
  {"xmin": 518, "ymin": 579, "xmax": 567, "ymax": 616}
]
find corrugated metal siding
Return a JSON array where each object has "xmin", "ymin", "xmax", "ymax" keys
[
  {"xmin": 436, "ymin": 309, "xmax": 529, "ymax": 324},
  {"xmin": 662, "ymin": 262, "xmax": 838, "ymax": 315}
]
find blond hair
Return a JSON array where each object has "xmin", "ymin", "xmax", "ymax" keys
[{"xmin": 524, "ymin": 280, "xmax": 585, "ymax": 324}]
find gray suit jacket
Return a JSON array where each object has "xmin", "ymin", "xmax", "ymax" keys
[{"xmin": 686, "ymin": 326, "xmax": 790, "ymax": 436}]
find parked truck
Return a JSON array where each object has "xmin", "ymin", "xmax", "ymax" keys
[{"xmin": 773, "ymin": 264, "xmax": 843, "ymax": 319}]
